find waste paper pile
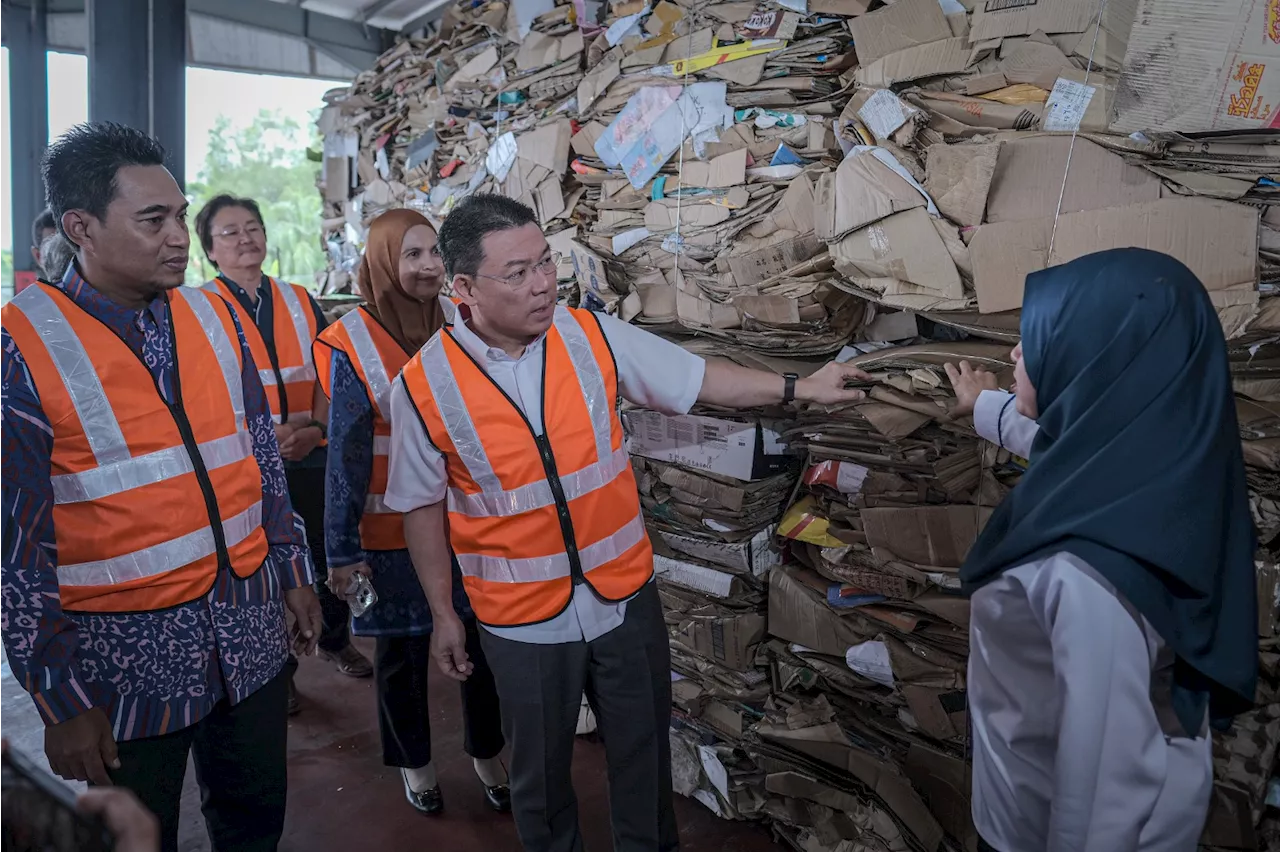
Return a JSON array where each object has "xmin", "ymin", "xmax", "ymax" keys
[{"xmin": 317, "ymin": 0, "xmax": 1280, "ymax": 846}]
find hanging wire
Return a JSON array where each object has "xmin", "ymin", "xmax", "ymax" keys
[
  {"xmin": 670, "ymin": 0, "xmax": 702, "ymax": 260},
  {"xmin": 1046, "ymin": 0, "xmax": 1111, "ymax": 258}
]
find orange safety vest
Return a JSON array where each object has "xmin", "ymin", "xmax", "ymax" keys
[
  {"xmin": 313, "ymin": 307, "xmax": 410, "ymax": 551},
  {"xmin": 401, "ymin": 306, "xmax": 652, "ymax": 627},
  {"xmin": 2, "ymin": 283, "xmax": 269, "ymax": 613},
  {"xmin": 202, "ymin": 277, "xmax": 318, "ymax": 425}
]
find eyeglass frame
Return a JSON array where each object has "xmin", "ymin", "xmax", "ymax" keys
[
  {"xmin": 469, "ymin": 252, "xmax": 563, "ymax": 291},
  {"xmin": 213, "ymin": 223, "xmax": 266, "ymax": 241}
]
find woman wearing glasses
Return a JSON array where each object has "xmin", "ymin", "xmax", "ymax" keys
[
  {"xmin": 312, "ymin": 209, "xmax": 509, "ymax": 816},
  {"xmin": 195, "ymin": 195, "xmax": 374, "ymax": 711}
]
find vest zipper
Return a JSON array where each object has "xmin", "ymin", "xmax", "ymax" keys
[
  {"xmin": 533, "ymin": 433, "xmax": 585, "ymax": 585},
  {"xmin": 436, "ymin": 327, "xmax": 588, "ymax": 586}
]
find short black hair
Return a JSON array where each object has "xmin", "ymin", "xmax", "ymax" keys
[
  {"xmin": 194, "ymin": 195, "xmax": 267, "ymax": 268},
  {"xmin": 31, "ymin": 208, "xmax": 56, "ymax": 247},
  {"xmin": 437, "ymin": 194, "xmax": 539, "ymax": 278},
  {"xmin": 41, "ymin": 122, "xmax": 168, "ymax": 244}
]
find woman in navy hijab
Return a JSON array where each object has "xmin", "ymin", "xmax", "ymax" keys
[{"xmin": 947, "ymin": 248, "xmax": 1257, "ymax": 852}]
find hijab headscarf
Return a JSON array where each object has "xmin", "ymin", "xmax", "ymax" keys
[
  {"xmin": 961, "ymin": 247, "xmax": 1258, "ymax": 735},
  {"xmin": 357, "ymin": 208, "xmax": 445, "ymax": 354}
]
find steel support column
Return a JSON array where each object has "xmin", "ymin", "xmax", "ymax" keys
[
  {"xmin": 87, "ymin": 0, "xmax": 186, "ymax": 188},
  {"xmin": 5, "ymin": 0, "xmax": 50, "ymax": 274}
]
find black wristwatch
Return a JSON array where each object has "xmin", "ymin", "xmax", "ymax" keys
[
  {"xmin": 307, "ymin": 418, "xmax": 328, "ymax": 440},
  {"xmin": 781, "ymin": 372, "xmax": 799, "ymax": 405}
]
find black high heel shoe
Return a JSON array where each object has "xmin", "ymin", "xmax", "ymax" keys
[
  {"xmin": 402, "ymin": 770, "xmax": 444, "ymax": 816},
  {"xmin": 482, "ymin": 782, "xmax": 511, "ymax": 813}
]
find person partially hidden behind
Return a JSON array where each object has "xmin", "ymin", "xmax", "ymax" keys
[
  {"xmin": 195, "ymin": 193, "xmax": 374, "ymax": 709},
  {"xmin": 30, "ymin": 208, "xmax": 56, "ymax": 272},
  {"xmin": 1, "ymin": 122, "xmax": 323, "ymax": 852},
  {"xmin": 313, "ymin": 208, "xmax": 509, "ymax": 815},
  {"xmin": 946, "ymin": 248, "xmax": 1258, "ymax": 852}
]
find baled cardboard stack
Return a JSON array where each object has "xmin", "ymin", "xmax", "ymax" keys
[{"xmin": 317, "ymin": 0, "xmax": 1280, "ymax": 847}]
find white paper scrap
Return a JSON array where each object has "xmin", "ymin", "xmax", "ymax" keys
[
  {"xmin": 606, "ymin": 7, "xmax": 648, "ymax": 45},
  {"xmin": 835, "ymin": 462, "xmax": 870, "ymax": 495},
  {"xmin": 857, "ymin": 89, "xmax": 909, "ymax": 140},
  {"xmin": 698, "ymin": 745, "xmax": 730, "ymax": 801},
  {"xmin": 846, "ymin": 640, "xmax": 895, "ymax": 687},
  {"xmin": 486, "ymin": 132, "xmax": 518, "ymax": 183},
  {"xmin": 1043, "ymin": 78, "xmax": 1097, "ymax": 132},
  {"xmin": 612, "ymin": 227, "xmax": 651, "ymax": 255}
]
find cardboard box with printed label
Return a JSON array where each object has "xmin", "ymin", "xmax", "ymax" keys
[
  {"xmin": 623, "ymin": 409, "xmax": 790, "ymax": 482},
  {"xmin": 1112, "ymin": 0, "xmax": 1280, "ymax": 133}
]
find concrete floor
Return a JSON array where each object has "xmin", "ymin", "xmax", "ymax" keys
[{"xmin": 2, "ymin": 639, "xmax": 780, "ymax": 852}]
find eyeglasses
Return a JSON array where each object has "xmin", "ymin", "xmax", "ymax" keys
[
  {"xmin": 214, "ymin": 224, "xmax": 264, "ymax": 241},
  {"xmin": 473, "ymin": 254, "xmax": 561, "ymax": 290}
]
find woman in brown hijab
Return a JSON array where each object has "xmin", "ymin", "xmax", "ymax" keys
[{"xmin": 313, "ymin": 209, "xmax": 510, "ymax": 816}]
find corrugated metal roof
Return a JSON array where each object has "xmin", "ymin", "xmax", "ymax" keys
[{"xmin": 288, "ymin": 0, "xmax": 446, "ymax": 31}]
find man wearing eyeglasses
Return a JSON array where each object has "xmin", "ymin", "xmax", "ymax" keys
[{"xmin": 385, "ymin": 194, "xmax": 870, "ymax": 852}]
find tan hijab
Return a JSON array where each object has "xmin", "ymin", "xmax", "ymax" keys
[{"xmin": 356, "ymin": 209, "xmax": 445, "ymax": 354}]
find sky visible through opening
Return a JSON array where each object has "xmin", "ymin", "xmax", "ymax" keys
[{"xmin": 0, "ymin": 50, "xmax": 343, "ymax": 252}]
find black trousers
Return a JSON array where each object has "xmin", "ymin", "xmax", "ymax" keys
[
  {"xmin": 106, "ymin": 668, "xmax": 289, "ymax": 852},
  {"xmin": 285, "ymin": 466, "xmax": 350, "ymax": 654},
  {"xmin": 375, "ymin": 620, "xmax": 505, "ymax": 768},
  {"xmin": 479, "ymin": 582, "xmax": 678, "ymax": 852}
]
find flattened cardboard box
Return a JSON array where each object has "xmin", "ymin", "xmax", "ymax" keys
[
  {"xmin": 970, "ymin": 197, "xmax": 1261, "ymax": 314},
  {"xmin": 672, "ymin": 609, "xmax": 767, "ymax": 671},
  {"xmin": 848, "ymin": 0, "xmax": 952, "ymax": 67},
  {"xmin": 623, "ymin": 409, "xmax": 790, "ymax": 482},
  {"xmin": 984, "ymin": 136, "xmax": 1163, "ymax": 223},
  {"xmin": 1112, "ymin": 0, "xmax": 1280, "ymax": 133},
  {"xmin": 656, "ymin": 525, "xmax": 781, "ymax": 575}
]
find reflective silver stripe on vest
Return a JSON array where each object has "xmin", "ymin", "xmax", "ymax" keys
[
  {"xmin": 176, "ymin": 289, "xmax": 245, "ymax": 422},
  {"xmin": 58, "ymin": 501, "xmax": 263, "ymax": 586},
  {"xmin": 455, "ymin": 513, "xmax": 646, "ymax": 584},
  {"xmin": 52, "ymin": 431, "xmax": 253, "ymax": 505},
  {"xmin": 275, "ymin": 280, "xmax": 315, "ymax": 374},
  {"xmin": 419, "ymin": 334, "xmax": 503, "ymax": 493},
  {"xmin": 553, "ymin": 308, "xmax": 613, "ymax": 466},
  {"xmin": 438, "ymin": 295, "xmax": 457, "ymax": 325},
  {"xmin": 259, "ymin": 369, "xmax": 278, "ymax": 387},
  {"xmin": 364, "ymin": 493, "xmax": 396, "ymax": 515},
  {"xmin": 447, "ymin": 445, "xmax": 630, "ymax": 518},
  {"xmin": 374, "ymin": 435, "xmax": 391, "ymax": 455},
  {"xmin": 427, "ymin": 311, "xmax": 618, "ymax": 518},
  {"xmin": 12, "ymin": 286, "xmax": 131, "ymax": 467},
  {"xmin": 280, "ymin": 364, "xmax": 317, "ymax": 384},
  {"xmin": 343, "ymin": 310, "xmax": 394, "ymax": 417}
]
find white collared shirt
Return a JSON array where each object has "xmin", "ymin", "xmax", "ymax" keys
[{"xmin": 384, "ymin": 308, "xmax": 706, "ymax": 644}]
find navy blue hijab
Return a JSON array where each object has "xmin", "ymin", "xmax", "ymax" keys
[{"xmin": 961, "ymin": 248, "xmax": 1258, "ymax": 734}]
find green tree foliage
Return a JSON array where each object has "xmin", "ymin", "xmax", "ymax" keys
[
  {"xmin": 185, "ymin": 110, "xmax": 324, "ymax": 289},
  {"xmin": 1, "ymin": 250, "xmax": 13, "ymax": 304}
]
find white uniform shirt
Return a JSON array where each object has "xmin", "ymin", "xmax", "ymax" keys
[
  {"xmin": 384, "ymin": 309, "xmax": 706, "ymax": 644},
  {"xmin": 968, "ymin": 390, "xmax": 1212, "ymax": 851}
]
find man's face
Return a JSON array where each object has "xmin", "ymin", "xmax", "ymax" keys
[
  {"xmin": 31, "ymin": 226, "xmax": 55, "ymax": 267},
  {"xmin": 64, "ymin": 164, "xmax": 190, "ymax": 291},
  {"xmin": 457, "ymin": 223, "xmax": 558, "ymax": 341}
]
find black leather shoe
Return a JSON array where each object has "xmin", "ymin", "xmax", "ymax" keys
[
  {"xmin": 402, "ymin": 771, "xmax": 444, "ymax": 816},
  {"xmin": 483, "ymin": 783, "xmax": 511, "ymax": 813}
]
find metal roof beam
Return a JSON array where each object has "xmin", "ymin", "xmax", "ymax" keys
[{"xmin": 5, "ymin": 0, "xmax": 397, "ymax": 69}]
